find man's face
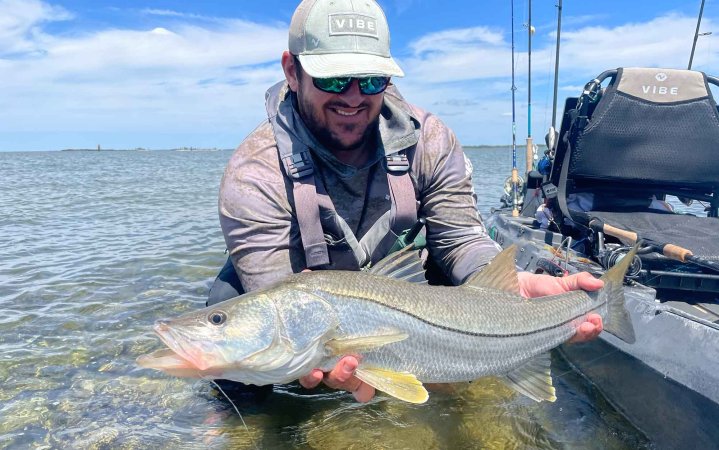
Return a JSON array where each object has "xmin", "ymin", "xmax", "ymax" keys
[{"xmin": 282, "ymin": 53, "xmax": 384, "ymax": 153}]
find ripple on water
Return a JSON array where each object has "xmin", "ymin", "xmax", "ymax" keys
[{"xmin": 0, "ymin": 149, "xmax": 652, "ymax": 448}]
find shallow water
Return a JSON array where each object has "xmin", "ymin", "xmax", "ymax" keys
[{"xmin": 0, "ymin": 148, "xmax": 651, "ymax": 449}]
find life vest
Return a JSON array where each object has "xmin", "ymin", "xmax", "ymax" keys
[{"xmin": 264, "ymin": 81, "xmax": 421, "ymax": 270}]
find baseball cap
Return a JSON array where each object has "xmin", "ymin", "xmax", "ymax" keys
[{"xmin": 288, "ymin": 0, "xmax": 404, "ymax": 78}]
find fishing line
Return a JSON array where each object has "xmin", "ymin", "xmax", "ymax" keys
[
  {"xmin": 207, "ymin": 379, "xmax": 259, "ymax": 450},
  {"xmin": 552, "ymin": 346, "xmax": 621, "ymax": 381}
]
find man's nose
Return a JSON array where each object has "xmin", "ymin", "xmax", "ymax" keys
[{"xmin": 338, "ymin": 79, "xmax": 364, "ymax": 106}]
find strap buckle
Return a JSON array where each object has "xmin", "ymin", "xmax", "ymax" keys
[
  {"xmin": 283, "ymin": 150, "xmax": 314, "ymax": 179},
  {"xmin": 541, "ymin": 182, "xmax": 558, "ymax": 199},
  {"xmin": 386, "ymin": 153, "xmax": 410, "ymax": 173}
]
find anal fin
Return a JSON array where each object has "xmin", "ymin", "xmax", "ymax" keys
[
  {"xmin": 502, "ymin": 353, "xmax": 556, "ymax": 402},
  {"xmin": 355, "ymin": 367, "xmax": 429, "ymax": 404}
]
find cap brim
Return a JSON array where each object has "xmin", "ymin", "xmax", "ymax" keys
[{"xmin": 298, "ymin": 53, "xmax": 404, "ymax": 78}]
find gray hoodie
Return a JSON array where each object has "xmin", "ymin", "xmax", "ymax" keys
[{"xmin": 219, "ymin": 82, "xmax": 500, "ymax": 293}]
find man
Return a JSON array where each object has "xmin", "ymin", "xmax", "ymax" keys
[{"xmin": 212, "ymin": 0, "xmax": 603, "ymax": 402}]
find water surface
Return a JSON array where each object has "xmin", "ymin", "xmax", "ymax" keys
[{"xmin": 0, "ymin": 148, "xmax": 650, "ymax": 449}]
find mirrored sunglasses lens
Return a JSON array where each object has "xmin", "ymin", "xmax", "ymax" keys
[
  {"xmin": 314, "ymin": 77, "xmax": 351, "ymax": 93},
  {"xmin": 359, "ymin": 77, "xmax": 390, "ymax": 94}
]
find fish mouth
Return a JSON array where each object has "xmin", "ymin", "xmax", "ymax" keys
[{"xmin": 152, "ymin": 320, "xmax": 211, "ymax": 371}]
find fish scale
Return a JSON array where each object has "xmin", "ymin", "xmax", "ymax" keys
[
  {"xmin": 314, "ymin": 288, "xmax": 585, "ymax": 382},
  {"xmin": 137, "ymin": 244, "xmax": 636, "ymax": 403},
  {"xmin": 304, "ymin": 270, "xmax": 598, "ymax": 337}
]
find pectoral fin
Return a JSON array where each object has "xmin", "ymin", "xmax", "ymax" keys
[
  {"xmin": 326, "ymin": 332, "xmax": 409, "ymax": 355},
  {"xmin": 502, "ymin": 353, "xmax": 556, "ymax": 402},
  {"xmin": 355, "ymin": 367, "xmax": 429, "ymax": 404}
]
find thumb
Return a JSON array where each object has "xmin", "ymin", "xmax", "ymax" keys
[{"xmin": 561, "ymin": 272, "xmax": 603, "ymax": 292}]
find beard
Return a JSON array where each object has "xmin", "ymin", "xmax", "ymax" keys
[{"xmin": 295, "ymin": 92, "xmax": 379, "ymax": 153}]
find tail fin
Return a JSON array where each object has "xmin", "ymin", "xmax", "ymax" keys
[{"xmin": 599, "ymin": 245, "xmax": 638, "ymax": 344}]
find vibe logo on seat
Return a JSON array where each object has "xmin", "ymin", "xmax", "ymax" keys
[
  {"xmin": 642, "ymin": 85, "xmax": 679, "ymax": 95},
  {"xmin": 642, "ymin": 72, "xmax": 678, "ymax": 95}
]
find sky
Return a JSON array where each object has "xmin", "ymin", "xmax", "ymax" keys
[{"xmin": 0, "ymin": 0, "xmax": 717, "ymax": 151}]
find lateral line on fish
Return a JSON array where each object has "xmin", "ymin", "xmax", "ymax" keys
[{"xmin": 319, "ymin": 287, "xmax": 606, "ymax": 338}]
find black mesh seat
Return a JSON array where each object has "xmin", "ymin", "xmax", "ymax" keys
[{"xmin": 550, "ymin": 67, "xmax": 719, "ymax": 267}]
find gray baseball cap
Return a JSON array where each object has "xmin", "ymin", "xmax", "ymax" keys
[{"xmin": 289, "ymin": 0, "xmax": 404, "ymax": 78}]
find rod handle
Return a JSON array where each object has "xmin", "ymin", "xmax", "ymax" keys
[
  {"xmin": 602, "ymin": 224, "xmax": 637, "ymax": 244},
  {"xmin": 663, "ymin": 244, "xmax": 693, "ymax": 262}
]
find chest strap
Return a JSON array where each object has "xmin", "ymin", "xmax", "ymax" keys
[
  {"xmin": 282, "ymin": 150, "xmax": 330, "ymax": 268},
  {"xmin": 386, "ymin": 153, "xmax": 417, "ymax": 235}
]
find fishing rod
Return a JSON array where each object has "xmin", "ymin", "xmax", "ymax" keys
[
  {"xmin": 541, "ymin": 0, "xmax": 562, "ymax": 174},
  {"xmin": 550, "ymin": 0, "xmax": 562, "ymax": 144},
  {"xmin": 510, "ymin": 0, "xmax": 520, "ymax": 217},
  {"xmin": 588, "ymin": 219, "xmax": 719, "ymax": 273},
  {"xmin": 525, "ymin": 0, "xmax": 535, "ymax": 174},
  {"xmin": 688, "ymin": 0, "xmax": 707, "ymax": 70}
]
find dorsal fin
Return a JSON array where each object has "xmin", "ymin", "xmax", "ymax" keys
[
  {"xmin": 464, "ymin": 245, "xmax": 520, "ymax": 294},
  {"xmin": 368, "ymin": 246, "xmax": 427, "ymax": 284}
]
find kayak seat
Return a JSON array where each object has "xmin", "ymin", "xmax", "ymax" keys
[
  {"xmin": 552, "ymin": 67, "xmax": 719, "ymax": 220},
  {"xmin": 547, "ymin": 67, "xmax": 719, "ymax": 269}
]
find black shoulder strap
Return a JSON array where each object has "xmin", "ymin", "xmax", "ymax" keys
[
  {"xmin": 386, "ymin": 151, "xmax": 417, "ymax": 235},
  {"xmin": 281, "ymin": 150, "xmax": 331, "ymax": 268},
  {"xmin": 266, "ymin": 83, "xmax": 329, "ymax": 268}
]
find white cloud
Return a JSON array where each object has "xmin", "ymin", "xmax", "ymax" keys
[
  {"xmin": 559, "ymin": 14, "xmax": 716, "ymax": 74},
  {"xmin": 0, "ymin": 3, "xmax": 288, "ymax": 148},
  {"xmin": 0, "ymin": 0, "xmax": 71, "ymax": 54},
  {"xmin": 0, "ymin": 1, "xmax": 717, "ymax": 150},
  {"xmin": 396, "ymin": 12, "xmax": 718, "ymax": 145},
  {"xmin": 403, "ymin": 13, "xmax": 717, "ymax": 85},
  {"xmin": 411, "ymin": 26, "xmax": 505, "ymax": 53}
]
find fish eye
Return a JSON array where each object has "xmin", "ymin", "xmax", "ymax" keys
[{"xmin": 208, "ymin": 310, "xmax": 227, "ymax": 326}]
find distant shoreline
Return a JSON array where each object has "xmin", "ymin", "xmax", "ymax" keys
[
  {"xmin": 464, "ymin": 144, "xmax": 547, "ymax": 150},
  {"xmin": 7, "ymin": 144, "xmax": 546, "ymax": 153},
  {"xmin": 59, "ymin": 147, "xmax": 231, "ymax": 152}
]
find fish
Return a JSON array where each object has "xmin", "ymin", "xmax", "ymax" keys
[{"xmin": 137, "ymin": 244, "xmax": 636, "ymax": 404}]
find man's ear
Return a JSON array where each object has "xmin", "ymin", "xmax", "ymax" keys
[{"xmin": 281, "ymin": 51, "xmax": 299, "ymax": 92}]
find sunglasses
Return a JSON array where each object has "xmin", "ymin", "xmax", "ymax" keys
[{"xmin": 312, "ymin": 76, "xmax": 390, "ymax": 95}]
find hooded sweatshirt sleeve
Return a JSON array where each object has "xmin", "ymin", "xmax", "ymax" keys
[
  {"xmin": 218, "ymin": 123, "xmax": 306, "ymax": 293},
  {"xmin": 411, "ymin": 112, "xmax": 501, "ymax": 285}
]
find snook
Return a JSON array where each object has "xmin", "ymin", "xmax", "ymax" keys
[{"xmin": 137, "ymin": 245, "xmax": 636, "ymax": 403}]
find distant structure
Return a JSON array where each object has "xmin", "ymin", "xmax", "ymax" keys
[{"xmin": 97, "ymin": 144, "xmax": 101, "ymax": 151}]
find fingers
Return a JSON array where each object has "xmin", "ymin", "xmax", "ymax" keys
[
  {"xmin": 325, "ymin": 357, "xmax": 376, "ymax": 402},
  {"xmin": 299, "ymin": 369, "xmax": 323, "ymax": 389},
  {"xmin": 324, "ymin": 357, "xmax": 360, "ymax": 389},
  {"xmin": 352, "ymin": 382, "xmax": 376, "ymax": 402},
  {"xmin": 587, "ymin": 313, "xmax": 603, "ymax": 333},
  {"xmin": 568, "ymin": 314, "xmax": 603, "ymax": 343},
  {"xmin": 302, "ymin": 356, "xmax": 376, "ymax": 402},
  {"xmin": 561, "ymin": 272, "xmax": 603, "ymax": 292}
]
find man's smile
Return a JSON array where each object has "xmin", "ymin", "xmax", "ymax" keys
[{"xmin": 331, "ymin": 106, "xmax": 363, "ymax": 117}]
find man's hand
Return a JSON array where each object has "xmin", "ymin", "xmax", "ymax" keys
[
  {"xmin": 300, "ymin": 269, "xmax": 376, "ymax": 401},
  {"xmin": 299, "ymin": 355, "xmax": 375, "ymax": 402},
  {"xmin": 517, "ymin": 271, "xmax": 604, "ymax": 343}
]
